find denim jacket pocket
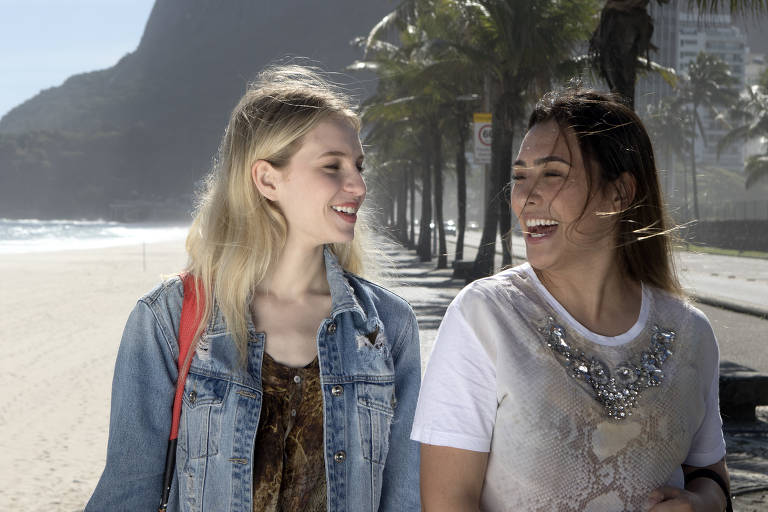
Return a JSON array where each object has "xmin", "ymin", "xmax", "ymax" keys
[
  {"xmin": 180, "ymin": 371, "xmax": 230, "ymax": 459},
  {"xmin": 356, "ymin": 381, "xmax": 396, "ymax": 465}
]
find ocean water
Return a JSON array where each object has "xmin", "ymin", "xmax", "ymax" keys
[{"xmin": 0, "ymin": 218, "xmax": 189, "ymax": 254}]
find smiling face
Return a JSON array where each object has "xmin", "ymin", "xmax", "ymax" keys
[
  {"xmin": 512, "ymin": 120, "xmax": 619, "ymax": 272},
  {"xmin": 255, "ymin": 116, "xmax": 366, "ymax": 249}
]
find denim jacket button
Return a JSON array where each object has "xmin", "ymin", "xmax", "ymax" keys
[
  {"xmin": 188, "ymin": 390, "xmax": 197, "ymax": 404},
  {"xmin": 327, "ymin": 322, "xmax": 337, "ymax": 334},
  {"xmin": 334, "ymin": 450, "xmax": 346, "ymax": 463},
  {"xmin": 331, "ymin": 385, "xmax": 343, "ymax": 396}
]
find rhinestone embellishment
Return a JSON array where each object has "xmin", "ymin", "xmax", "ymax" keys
[{"xmin": 539, "ymin": 317, "xmax": 676, "ymax": 420}]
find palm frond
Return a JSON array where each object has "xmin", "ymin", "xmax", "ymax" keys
[
  {"xmin": 347, "ymin": 61, "xmax": 380, "ymax": 72},
  {"xmin": 716, "ymin": 125, "xmax": 749, "ymax": 158},
  {"xmin": 637, "ymin": 57, "xmax": 678, "ymax": 88},
  {"xmin": 745, "ymin": 154, "xmax": 768, "ymax": 188},
  {"xmin": 365, "ymin": 10, "xmax": 399, "ymax": 56}
]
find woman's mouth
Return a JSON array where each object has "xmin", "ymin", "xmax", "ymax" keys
[
  {"xmin": 331, "ymin": 204, "xmax": 358, "ymax": 223},
  {"xmin": 524, "ymin": 218, "xmax": 559, "ymax": 240}
]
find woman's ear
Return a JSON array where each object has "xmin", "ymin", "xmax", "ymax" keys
[
  {"xmin": 613, "ymin": 172, "xmax": 637, "ymax": 210},
  {"xmin": 251, "ymin": 160, "xmax": 279, "ymax": 201}
]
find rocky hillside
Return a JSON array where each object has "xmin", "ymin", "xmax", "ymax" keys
[{"xmin": 0, "ymin": 0, "xmax": 391, "ymax": 219}]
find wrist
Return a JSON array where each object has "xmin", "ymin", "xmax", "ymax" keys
[{"xmin": 684, "ymin": 469, "xmax": 731, "ymax": 512}]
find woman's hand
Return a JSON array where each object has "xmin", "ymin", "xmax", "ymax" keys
[
  {"xmin": 646, "ymin": 486, "xmax": 705, "ymax": 511},
  {"xmin": 646, "ymin": 459, "xmax": 729, "ymax": 512}
]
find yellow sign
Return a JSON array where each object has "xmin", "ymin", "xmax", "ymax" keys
[{"xmin": 473, "ymin": 112, "xmax": 492, "ymax": 164}]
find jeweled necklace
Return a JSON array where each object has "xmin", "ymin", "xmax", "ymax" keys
[{"xmin": 539, "ymin": 317, "xmax": 675, "ymax": 420}]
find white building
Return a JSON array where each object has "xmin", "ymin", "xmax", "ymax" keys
[
  {"xmin": 746, "ymin": 52, "xmax": 767, "ymax": 86},
  {"xmin": 637, "ymin": 1, "xmax": 748, "ymax": 172}
]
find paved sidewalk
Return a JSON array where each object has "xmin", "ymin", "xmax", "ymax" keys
[{"xmin": 381, "ymin": 239, "xmax": 768, "ymax": 511}]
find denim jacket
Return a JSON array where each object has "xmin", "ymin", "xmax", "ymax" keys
[{"xmin": 86, "ymin": 248, "xmax": 421, "ymax": 511}]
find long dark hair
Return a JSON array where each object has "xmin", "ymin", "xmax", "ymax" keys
[{"xmin": 527, "ymin": 88, "xmax": 681, "ymax": 295}]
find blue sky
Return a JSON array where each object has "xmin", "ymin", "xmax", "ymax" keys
[{"xmin": 0, "ymin": 0, "xmax": 155, "ymax": 119}]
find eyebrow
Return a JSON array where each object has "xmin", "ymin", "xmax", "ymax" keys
[
  {"xmin": 318, "ymin": 150, "xmax": 364, "ymax": 160},
  {"xmin": 513, "ymin": 156, "xmax": 571, "ymax": 167}
]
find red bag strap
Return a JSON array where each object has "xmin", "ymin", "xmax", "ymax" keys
[
  {"xmin": 170, "ymin": 272, "xmax": 205, "ymax": 440},
  {"xmin": 159, "ymin": 273, "xmax": 206, "ymax": 510}
]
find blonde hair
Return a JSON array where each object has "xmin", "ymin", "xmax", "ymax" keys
[{"xmin": 185, "ymin": 65, "xmax": 368, "ymax": 358}]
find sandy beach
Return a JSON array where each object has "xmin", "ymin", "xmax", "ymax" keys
[{"xmin": 0, "ymin": 241, "xmax": 188, "ymax": 511}]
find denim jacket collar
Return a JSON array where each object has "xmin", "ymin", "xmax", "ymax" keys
[{"xmin": 323, "ymin": 245, "xmax": 379, "ymax": 333}]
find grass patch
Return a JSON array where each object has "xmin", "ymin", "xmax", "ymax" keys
[{"xmin": 680, "ymin": 243, "xmax": 768, "ymax": 260}]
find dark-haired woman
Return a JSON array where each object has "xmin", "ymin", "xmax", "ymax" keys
[{"xmin": 411, "ymin": 89, "xmax": 730, "ymax": 512}]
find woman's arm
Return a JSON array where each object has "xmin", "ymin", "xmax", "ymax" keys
[
  {"xmin": 85, "ymin": 299, "xmax": 178, "ymax": 510},
  {"xmin": 410, "ymin": 290, "xmax": 497, "ymax": 511},
  {"xmin": 420, "ymin": 444, "xmax": 489, "ymax": 512},
  {"xmin": 647, "ymin": 458, "xmax": 730, "ymax": 512}
]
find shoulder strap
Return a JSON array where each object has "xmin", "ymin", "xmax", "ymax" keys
[
  {"xmin": 159, "ymin": 272, "xmax": 205, "ymax": 511},
  {"xmin": 171, "ymin": 272, "xmax": 205, "ymax": 439}
]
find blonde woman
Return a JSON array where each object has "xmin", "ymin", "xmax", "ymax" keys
[{"xmin": 86, "ymin": 66, "xmax": 421, "ymax": 512}]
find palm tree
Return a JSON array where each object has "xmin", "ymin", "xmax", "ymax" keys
[
  {"xmin": 361, "ymin": 0, "xmax": 597, "ymax": 276},
  {"xmin": 675, "ymin": 52, "xmax": 738, "ymax": 219},
  {"xmin": 718, "ymin": 84, "xmax": 768, "ymax": 188},
  {"xmin": 355, "ymin": 0, "xmax": 483, "ymax": 267},
  {"xmin": 590, "ymin": 0, "xmax": 767, "ymax": 108},
  {"xmin": 423, "ymin": 0, "xmax": 598, "ymax": 277},
  {"xmin": 644, "ymin": 98, "xmax": 693, "ymax": 215}
]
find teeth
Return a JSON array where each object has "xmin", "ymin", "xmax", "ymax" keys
[
  {"xmin": 332, "ymin": 205, "xmax": 357, "ymax": 214},
  {"xmin": 525, "ymin": 218, "xmax": 559, "ymax": 228}
]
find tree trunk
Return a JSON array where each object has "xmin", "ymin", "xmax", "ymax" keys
[
  {"xmin": 455, "ymin": 112, "xmax": 468, "ymax": 262},
  {"xmin": 682, "ymin": 154, "xmax": 689, "ymax": 222},
  {"xmin": 499, "ymin": 131, "xmax": 513, "ymax": 267},
  {"xmin": 663, "ymin": 144, "xmax": 671, "ymax": 196},
  {"xmin": 690, "ymin": 106, "xmax": 700, "ymax": 220},
  {"xmin": 472, "ymin": 91, "xmax": 513, "ymax": 279},
  {"xmin": 432, "ymin": 127, "xmax": 447, "ymax": 269},
  {"xmin": 396, "ymin": 169, "xmax": 408, "ymax": 243},
  {"xmin": 417, "ymin": 143, "xmax": 432, "ymax": 261},
  {"xmin": 589, "ymin": 2, "xmax": 655, "ymax": 109},
  {"xmin": 408, "ymin": 167, "xmax": 415, "ymax": 248}
]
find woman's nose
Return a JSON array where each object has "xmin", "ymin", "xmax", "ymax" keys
[
  {"xmin": 344, "ymin": 168, "xmax": 366, "ymax": 197},
  {"xmin": 512, "ymin": 179, "xmax": 539, "ymax": 207}
]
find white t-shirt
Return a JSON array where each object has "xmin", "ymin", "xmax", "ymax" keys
[{"xmin": 411, "ymin": 263, "xmax": 725, "ymax": 512}]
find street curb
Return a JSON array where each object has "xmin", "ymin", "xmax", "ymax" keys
[{"xmin": 690, "ymin": 293, "xmax": 768, "ymax": 319}]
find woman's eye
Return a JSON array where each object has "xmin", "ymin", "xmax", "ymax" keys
[
  {"xmin": 511, "ymin": 174, "xmax": 525, "ymax": 181},
  {"xmin": 356, "ymin": 164, "xmax": 365, "ymax": 173},
  {"xmin": 324, "ymin": 164, "xmax": 340, "ymax": 171}
]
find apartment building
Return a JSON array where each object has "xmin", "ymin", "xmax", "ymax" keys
[{"xmin": 636, "ymin": 1, "xmax": 748, "ymax": 172}]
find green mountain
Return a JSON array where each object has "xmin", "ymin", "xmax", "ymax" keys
[{"xmin": 0, "ymin": 0, "xmax": 391, "ymax": 219}]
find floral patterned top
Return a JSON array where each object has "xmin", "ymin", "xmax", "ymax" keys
[{"xmin": 252, "ymin": 352, "xmax": 326, "ymax": 511}]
